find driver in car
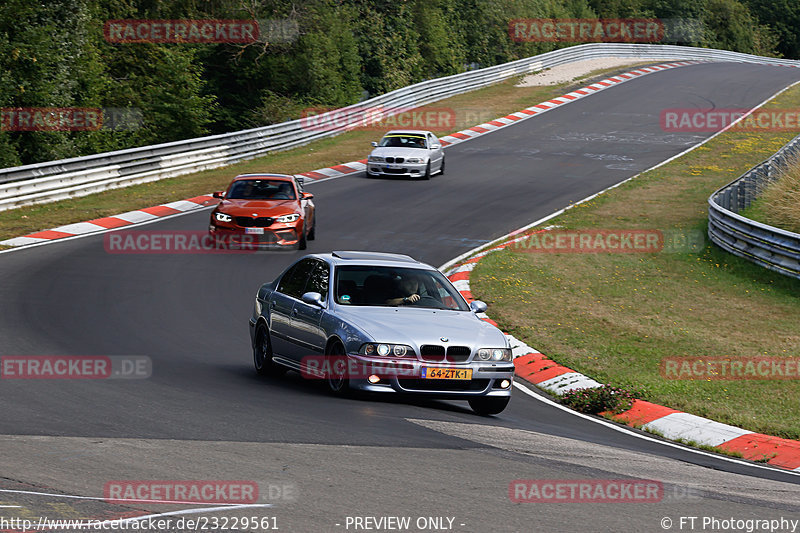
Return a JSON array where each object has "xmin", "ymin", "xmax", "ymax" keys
[{"xmin": 386, "ymin": 275, "xmax": 422, "ymax": 306}]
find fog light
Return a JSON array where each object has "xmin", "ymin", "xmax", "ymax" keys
[
  {"xmin": 499, "ymin": 379, "xmax": 511, "ymax": 389},
  {"xmin": 368, "ymin": 375, "xmax": 381, "ymax": 384}
]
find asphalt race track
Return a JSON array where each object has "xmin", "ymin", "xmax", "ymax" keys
[{"xmin": 2, "ymin": 63, "xmax": 800, "ymax": 532}]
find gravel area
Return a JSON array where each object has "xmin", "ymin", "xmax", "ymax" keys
[{"xmin": 515, "ymin": 57, "xmax": 654, "ymax": 86}]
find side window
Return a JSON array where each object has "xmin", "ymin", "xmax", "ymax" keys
[
  {"xmin": 306, "ymin": 260, "xmax": 330, "ymax": 300},
  {"xmin": 277, "ymin": 259, "xmax": 314, "ymax": 299},
  {"xmin": 429, "ymin": 134, "xmax": 438, "ymax": 147},
  {"xmin": 295, "ymin": 177, "xmax": 304, "ymax": 195}
]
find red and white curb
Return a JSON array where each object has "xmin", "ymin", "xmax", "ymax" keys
[
  {"xmin": 1, "ymin": 61, "xmax": 698, "ymax": 248},
  {"xmin": 443, "ymin": 231, "xmax": 800, "ymax": 472}
]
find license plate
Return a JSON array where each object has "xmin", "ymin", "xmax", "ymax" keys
[
  {"xmin": 421, "ymin": 367, "xmax": 472, "ymax": 380},
  {"xmin": 245, "ymin": 227, "xmax": 264, "ymax": 234},
  {"xmin": 387, "ymin": 164, "xmax": 400, "ymax": 169}
]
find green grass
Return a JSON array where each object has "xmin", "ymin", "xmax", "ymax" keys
[
  {"xmin": 0, "ymin": 62, "xmax": 652, "ymax": 243},
  {"xmin": 472, "ymin": 84, "xmax": 800, "ymax": 440}
]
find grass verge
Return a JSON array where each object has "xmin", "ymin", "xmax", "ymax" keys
[
  {"xmin": 472, "ymin": 83, "xmax": 800, "ymax": 440},
  {"xmin": 741, "ymin": 154, "xmax": 800, "ymax": 233},
  {"xmin": 0, "ymin": 62, "xmax": 652, "ymax": 243}
]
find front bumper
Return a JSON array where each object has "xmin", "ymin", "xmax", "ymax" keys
[
  {"xmin": 209, "ymin": 221, "xmax": 302, "ymax": 247},
  {"xmin": 367, "ymin": 162, "xmax": 427, "ymax": 177},
  {"xmin": 343, "ymin": 353, "xmax": 514, "ymax": 398}
]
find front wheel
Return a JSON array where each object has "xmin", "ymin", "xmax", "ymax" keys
[
  {"xmin": 468, "ymin": 396, "xmax": 510, "ymax": 416},
  {"xmin": 307, "ymin": 217, "xmax": 316, "ymax": 241},
  {"xmin": 297, "ymin": 223, "xmax": 307, "ymax": 250},
  {"xmin": 326, "ymin": 341, "xmax": 350, "ymax": 396},
  {"xmin": 421, "ymin": 161, "xmax": 431, "ymax": 180},
  {"xmin": 253, "ymin": 324, "xmax": 285, "ymax": 376}
]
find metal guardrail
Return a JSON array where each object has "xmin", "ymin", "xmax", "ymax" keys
[
  {"xmin": 1, "ymin": 43, "xmax": 799, "ymax": 211},
  {"xmin": 708, "ymin": 135, "xmax": 800, "ymax": 279}
]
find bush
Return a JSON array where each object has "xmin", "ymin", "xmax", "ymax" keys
[{"xmin": 560, "ymin": 385, "xmax": 639, "ymax": 414}]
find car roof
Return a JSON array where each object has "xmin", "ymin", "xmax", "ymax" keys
[
  {"xmin": 231, "ymin": 173, "xmax": 295, "ymax": 182},
  {"xmin": 382, "ymin": 130, "xmax": 433, "ymax": 136},
  {"xmin": 308, "ymin": 251, "xmax": 437, "ymax": 270}
]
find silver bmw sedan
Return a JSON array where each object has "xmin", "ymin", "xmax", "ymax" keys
[
  {"xmin": 249, "ymin": 251, "xmax": 514, "ymax": 415},
  {"xmin": 366, "ymin": 130, "xmax": 445, "ymax": 180}
]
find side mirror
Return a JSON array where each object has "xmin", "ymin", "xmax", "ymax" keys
[
  {"xmin": 431, "ymin": 144, "xmax": 441, "ymax": 150},
  {"xmin": 470, "ymin": 300, "xmax": 488, "ymax": 313},
  {"xmin": 302, "ymin": 192, "xmax": 314, "ymax": 200},
  {"xmin": 212, "ymin": 191, "xmax": 225, "ymax": 199},
  {"xmin": 371, "ymin": 141, "xmax": 378, "ymax": 147},
  {"xmin": 301, "ymin": 291, "xmax": 325, "ymax": 308}
]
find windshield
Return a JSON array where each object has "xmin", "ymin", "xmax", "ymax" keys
[
  {"xmin": 378, "ymin": 134, "xmax": 427, "ymax": 149},
  {"xmin": 334, "ymin": 266, "xmax": 469, "ymax": 310},
  {"xmin": 227, "ymin": 179, "xmax": 296, "ymax": 200}
]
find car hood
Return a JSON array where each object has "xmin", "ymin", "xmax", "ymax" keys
[
  {"xmin": 334, "ymin": 306, "xmax": 507, "ymax": 348},
  {"xmin": 216, "ymin": 199, "xmax": 298, "ymax": 216},
  {"xmin": 370, "ymin": 147, "xmax": 430, "ymax": 158}
]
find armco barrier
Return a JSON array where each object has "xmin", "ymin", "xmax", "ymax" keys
[
  {"xmin": 708, "ymin": 134, "xmax": 800, "ymax": 279},
  {"xmin": 1, "ymin": 43, "xmax": 799, "ymax": 211}
]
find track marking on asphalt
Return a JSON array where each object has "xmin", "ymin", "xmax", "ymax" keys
[
  {"xmin": 512, "ymin": 380, "xmax": 800, "ymax": 478},
  {"xmin": 0, "ymin": 487, "xmax": 268, "ymax": 506}
]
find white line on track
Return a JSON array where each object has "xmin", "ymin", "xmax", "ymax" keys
[
  {"xmin": 0, "ymin": 487, "xmax": 267, "ymax": 506},
  {"xmin": 512, "ymin": 380, "xmax": 800, "ymax": 477}
]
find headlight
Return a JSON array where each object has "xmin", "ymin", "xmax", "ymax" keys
[
  {"xmin": 214, "ymin": 212, "xmax": 232, "ymax": 222},
  {"xmin": 477, "ymin": 348, "xmax": 512, "ymax": 362},
  {"xmin": 368, "ymin": 155, "xmax": 385, "ymax": 162},
  {"xmin": 275, "ymin": 213, "xmax": 300, "ymax": 223},
  {"xmin": 406, "ymin": 157, "xmax": 424, "ymax": 163},
  {"xmin": 360, "ymin": 343, "xmax": 413, "ymax": 357}
]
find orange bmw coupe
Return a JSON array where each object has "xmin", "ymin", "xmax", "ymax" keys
[{"xmin": 209, "ymin": 174, "xmax": 315, "ymax": 249}]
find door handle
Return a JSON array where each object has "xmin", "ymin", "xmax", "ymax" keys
[
  {"xmin": 291, "ymin": 308, "xmax": 298, "ymax": 316},
  {"xmin": 270, "ymin": 300, "xmax": 276, "ymax": 308}
]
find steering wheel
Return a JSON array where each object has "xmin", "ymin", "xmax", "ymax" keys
[{"xmin": 408, "ymin": 295, "xmax": 447, "ymax": 309}]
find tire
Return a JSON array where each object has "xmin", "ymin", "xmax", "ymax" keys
[
  {"xmin": 438, "ymin": 156, "xmax": 445, "ymax": 176},
  {"xmin": 307, "ymin": 217, "xmax": 316, "ymax": 241},
  {"xmin": 297, "ymin": 223, "xmax": 307, "ymax": 250},
  {"xmin": 325, "ymin": 341, "xmax": 350, "ymax": 396},
  {"xmin": 468, "ymin": 396, "xmax": 510, "ymax": 416},
  {"xmin": 421, "ymin": 161, "xmax": 431, "ymax": 180},
  {"xmin": 253, "ymin": 324, "xmax": 285, "ymax": 376}
]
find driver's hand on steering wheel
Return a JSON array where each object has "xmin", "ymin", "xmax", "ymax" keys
[{"xmin": 403, "ymin": 293, "xmax": 420, "ymax": 304}]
